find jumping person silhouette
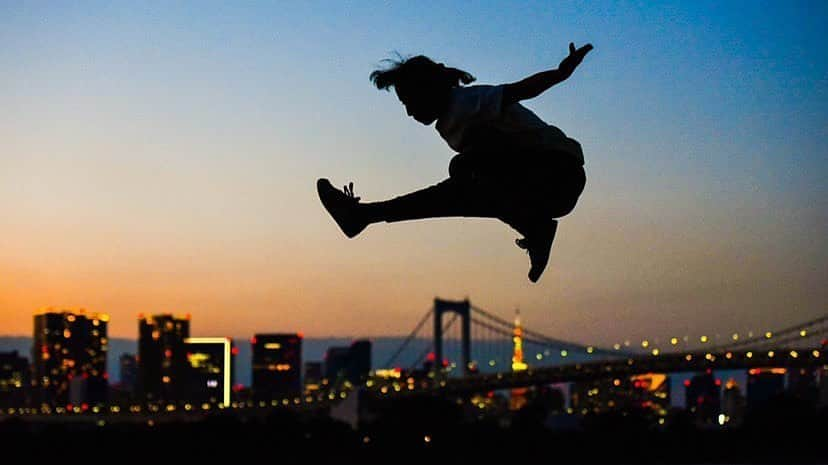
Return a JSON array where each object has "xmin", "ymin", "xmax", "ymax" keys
[{"xmin": 318, "ymin": 42, "xmax": 593, "ymax": 282}]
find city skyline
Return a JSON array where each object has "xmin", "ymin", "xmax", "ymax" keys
[{"xmin": 2, "ymin": 2, "xmax": 826, "ymax": 345}]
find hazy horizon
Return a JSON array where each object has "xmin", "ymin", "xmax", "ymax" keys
[{"xmin": 2, "ymin": 2, "xmax": 826, "ymax": 345}]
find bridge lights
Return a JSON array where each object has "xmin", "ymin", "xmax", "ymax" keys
[
  {"xmin": 765, "ymin": 332, "xmax": 773, "ymax": 339},
  {"xmin": 670, "ymin": 337, "xmax": 678, "ymax": 345},
  {"xmin": 700, "ymin": 335, "xmax": 709, "ymax": 343},
  {"xmin": 813, "ymin": 350, "xmax": 820, "ymax": 358},
  {"xmin": 560, "ymin": 350, "xmax": 568, "ymax": 357},
  {"xmin": 800, "ymin": 330, "xmax": 807, "ymax": 337},
  {"xmin": 613, "ymin": 343, "xmax": 621, "ymax": 350},
  {"xmin": 685, "ymin": 354, "xmax": 692, "ymax": 361},
  {"xmin": 586, "ymin": 346, "xmax": 594, "ymax": 354},
  {"xmin": 641, "ymin": 340, "xmax": 649, "ymax": 348},
  {"xmin": 790, "ymin": 350, "xmax": 799, "ymax": 358},
  {"xmin": 746, "ymin": 351, "xmax": 753, "ymax": 358},
  {"xmin": 732, "ymin": 333, "xmax": 739, "ymax": 341},
  {"xmin": 767, "ymin": 350, "xmax": 775, "ymax": 358},
  {"xmin": 651, "ymin": 348, "xmax": 660, "ymax": 356},
  {"xmin": 536, "ymin": 353, "xmax": 543, "ymax": 360}
]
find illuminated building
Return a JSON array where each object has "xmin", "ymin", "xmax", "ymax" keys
[
  {"xmin": 252, "ymin": 333, "xmax": 302, "ymax": 399},
  {"xmin": 137, "ymin": 314, "xmax": 190, "ymax": 401},
  {"xmin": 685, "ymin": 372, "xmax": 721, "ymax": 426},
  {"xmin": 747, "ymin": 368, "xmax": 785, "ymax": 408},
  {"xmin": 324, "ymin": 340, "xmax": 373, "ymax": 386},
  {"xmin": 0, "ymin": 351, "xmax": 28, "ymax": 407},
  {"xmin": 304, "ymin": 361, "xmax": 323, "ymax": 391},
  {"xmin": 32, "ymin": 310, "xmax": 109, "ymax": 406},
  {"xmin": 721, "ymin": 378, "xmax": 745, "ymax": 426},
  {"xmin": 571, "ymin": 373, "xmax": 670, "ymax": 417},
  {"xmin": 185, "ymin": 337, "xmax": 234, "ymax": 406}
]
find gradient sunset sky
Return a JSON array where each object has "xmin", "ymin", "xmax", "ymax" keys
[{"xmin": 2, "ymin": 1, "xmax": 826, "ymax": 346}]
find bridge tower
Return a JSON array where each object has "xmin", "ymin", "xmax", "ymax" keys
[{"xmin": 433, "ymin": 298, "xmax": 472, "ymax": 376}]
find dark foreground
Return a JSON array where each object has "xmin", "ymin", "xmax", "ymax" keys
[{"xmin": 2, "ymin": 396, "xmax": 825, "ymax": 464}]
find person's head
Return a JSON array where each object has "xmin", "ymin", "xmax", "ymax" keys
[{"xmin": 370, "ymin": 55, "xmax": 475, "ymax": 125}]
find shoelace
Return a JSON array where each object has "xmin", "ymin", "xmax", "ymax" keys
[{"xmin": 342, "ymin": 182, "xmax": 361, "ymax": 202}]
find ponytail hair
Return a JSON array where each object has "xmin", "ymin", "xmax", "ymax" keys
[{"xmin": 370, "ymin": 54, "xmax": 475, "ymax": 91}]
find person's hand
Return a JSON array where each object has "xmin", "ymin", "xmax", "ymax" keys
[{"xmin": 559, "ymin": 42, "xmax": 593, "ymax": 74}]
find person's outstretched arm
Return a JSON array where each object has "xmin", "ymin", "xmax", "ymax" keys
[{"xmin": 502, "ymin": 42, "xmax": 593, "ymax": 107}]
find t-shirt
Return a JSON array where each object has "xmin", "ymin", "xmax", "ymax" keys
[{"xmin": 435, "ymin": 84, "xmax": 584, "ymax": 165}]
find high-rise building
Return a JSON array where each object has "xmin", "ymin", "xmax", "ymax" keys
[
  {"xmin": 721, "ymin": 378, "xmax": 745, "ymax": 426},
  {"xmin": 0, "ymin": 351, "xmax": 29, "ymax": 408},
  {"xmin": 184, "ymin": 337, "xmax": 235, "ymax": 406},
  {"xmin": 119, "ymin": 354, "xmax": 138, "ymax": 394},
  {"xmin": 252, "ymin": 334, "xmax": 302, "ymax": 399},
  {"xmin": 345, "ymin": 340, "xmax": 372, "ymax": 384},
  {"xmin": 787, "ymin": 367, "xmax": 818, "ymax": 404},
  {"xmin": 303, "ymin": 361, "xmax": 323, "ymax": 392},
  {"xmin": 32, "ymin": 310, "xmax": 109, "ymax": 407},
  {"xmin": 323, "ymin": 341, "xmax": 373, "ymax": 387},
  {"xmin": 137, "ymin": 314, "xmax": 190, "ymax": 402},
  {"xmin": 324, "ymin": 347, "xmax": 350, "ymax": 384},
  {"xmin": 747, "ymin": 368, "xmax": 785, "ymax": 408},
  {"xmin": 685, "ymin": 372, "xmax": 721, "ymax": 426}
]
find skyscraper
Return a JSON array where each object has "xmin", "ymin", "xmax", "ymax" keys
[
  {"xmin": 324, "ymin": 346, "xmax": 350, "ymax": 385},
  {"xmin": 184, "ymin": 337, "xmax": 234, "ymax": 406},
  {"xmin": 252, "ymin": 334, "xmax": 302, "ymax": 399},
  {"xmin": 324, "ymin": 340, "xmax": 372, "ymax": 387},
  {"xmin": 0, "ymin": 351, "xmax": 28, "ymax": 408},
  {"xmin": 747, "ymin": 368, "xmax": 785, "ymax": 408},
  {"xmin": 685, "ymin": 372, "xmax": 721, "ymax": 426},
  {"xmin": 32, "ymin": 310, "xmax": 109, "ymax": 407},
  {"xmin": 137, "ymin": 314, "xmax": 190, "ymax": 402}
]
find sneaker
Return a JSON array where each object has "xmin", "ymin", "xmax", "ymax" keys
[
  {"xmin": 515, "ymin": 220, "xmax": 558, "ymax": 283},
  {"xmin": 316, "ymin": 178, "xmax": 368, "ymax": 238}
]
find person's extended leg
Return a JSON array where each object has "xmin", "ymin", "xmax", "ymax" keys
[{"xmin": 316, "ymin": 175, "xmax": 503, "ymax": 238}]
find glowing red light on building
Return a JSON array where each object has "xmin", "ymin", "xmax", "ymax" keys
[
  {"xmin": 138, "ymin": 313, "xmax": 144, "ymax": 319},
  {"xmin": 81, "ymin": 403, "xmax": 89, "ymax": 411},
  {"xmin": 715, "ymin": 379, "xmax": 722, "ymax": 386},
  {"xmin": 683, "ymin": 380, "xmax": 691, "ymax": 387},
  {"xmin": 66, "ymin": 404, "xmax": 73, "ymax": 411},
  {"xmin": 426, "ymin": 352, "xmax": 436, "ymax": 362},
  {"xmin": 231, "ymin": 347, "xmax": 240, "ymax": 356},
  {"xmin": 82, "ymin": 373, "xmax": 89, "ymax": 379},
  {"xmin": 103, "ymin": 372, "xmax": 109, "ymax": 380},
  {"xmin": 250, "ymin": 336, "xmax": 257, "ymax": 345},
  {"xmin": 297, "ymin": 332, "xmax": 304, "ymax": 339},
  {"xmin": 164, "ymin": 349, "xmax": 172, "ymax": 358}
]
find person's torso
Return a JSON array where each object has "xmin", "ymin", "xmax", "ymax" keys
[{"xmin": 436, "ymin": 85, "xmax": 583, "ymax": 165}]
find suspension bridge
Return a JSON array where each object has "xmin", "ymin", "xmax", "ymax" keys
[{"xmin": 367, "ymin": 298, "xmax": 828, "ymax": 396}]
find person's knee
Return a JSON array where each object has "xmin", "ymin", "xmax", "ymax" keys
[{"xmin": 448, "ymin": 153, "xmax": 472, "ymax": 179}]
